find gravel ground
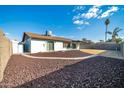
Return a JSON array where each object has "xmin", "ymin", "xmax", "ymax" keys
[
  {"xmin": 0, "ymin": 55, "xmax": 81, "ymax": 88},
  {"xmin": 0, "ymin": 55, "xmax": 124, "ymax": 88},
  {"xmin": 29, "ymin": 50, "xmax": 92, "ymax": 57},
  {"xmin": 18, "ymin": 56, "xmax": 124, "ymax": 88}
]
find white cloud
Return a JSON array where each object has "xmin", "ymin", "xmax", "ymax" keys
[
  {"xmin": 81, "ymin": 6, "xmax": 102, "ymax": 19},
  {"xmin": 73, "ymin": 6, "xmax": 85, "ymax": 12},
  {"xmin": 73, "ymin": 6, "xmax": 119, "ymax": 21},
  {"xmin": 72, "ymin": 6, "xmax": 120, "ymax": 27},
  {"xmin": 98, "ymin": 6, "xmax": 119, "ymax": 19},
  {"xmin": 73, "ymin": 20, "xmax": 90, "ymax": 25},
  {"xmin": 73, "ymin": 13, "xmax": 81, "ymax": 20},
  {"xmin": 72, "ymin": 5, "xmax": 102, "ymax": 25}
]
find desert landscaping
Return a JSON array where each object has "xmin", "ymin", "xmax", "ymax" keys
[{"xmin": 0, "ymin": 49, "xmax": 124, "ymax": 88}]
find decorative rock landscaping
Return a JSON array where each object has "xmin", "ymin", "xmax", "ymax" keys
[{"xmin": 0, "ymin": 52, "xmax": 124, "ymax": 88}]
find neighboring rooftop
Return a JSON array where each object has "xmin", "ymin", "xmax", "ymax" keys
[{"xmin": 22, "ymin": 32, "xmax": 72, "ymax": 42}]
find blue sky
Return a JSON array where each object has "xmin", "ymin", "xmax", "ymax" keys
[{"xmin": 0, "ymin": 5, "xmax": 124, "ymax": 42}]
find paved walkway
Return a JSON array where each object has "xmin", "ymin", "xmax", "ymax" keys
[
  {"xmin": 80, "ymin": 49, "xmax": 124, "ymax": 60},
  {"xmin": 98, "ymin": 50, "xmax": 124, "ymax": 60}
]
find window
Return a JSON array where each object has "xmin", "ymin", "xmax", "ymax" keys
[
  {"xmin": 72, "ymin": 43, "xmax": 76, "ymax": 49},
  {"xmin": 63, "ymin": 42, "xmax": 70, "ymax": 48}
]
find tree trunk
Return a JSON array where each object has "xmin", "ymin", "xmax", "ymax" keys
[
  {"xmin": 112, "ymin": 35, "xmax": 116, "ymax": 42},
  {"xmin": 105, "ymin": 25, "xmax": 108, "ymax": 42}
]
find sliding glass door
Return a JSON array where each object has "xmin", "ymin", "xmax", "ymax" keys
[{"xmin": 47, "ymin": 41, "xmax": 54, "ymax": 51}]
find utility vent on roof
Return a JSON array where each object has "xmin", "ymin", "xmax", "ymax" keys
[{"xmin": 45, "ymin": 30, "xmax": 52, "ymax": 36}]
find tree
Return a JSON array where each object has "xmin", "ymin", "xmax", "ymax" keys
[
  {"xmin": 115, "ymin": 38, "xmax": 123, "ymax": 44},
  {"xmin": 106, "ymin": 39, "xmax": 112, "ymax": 42},
  {"xmin": 105, "ymin": 19, "xmax": 110, "ymax": 42},
  {"xmin": 99, "ymin": 40, "xmax": 104, "ymax": 42},
  {"xmin": 107, "ymin": 27, "xmax": 122, "ymax": 42}
]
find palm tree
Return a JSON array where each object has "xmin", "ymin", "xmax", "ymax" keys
[
  {"xmin": 105, "ymin": 19, "xmax": 110, "ymax": 42},
  {"xmin": 107, "ymin": 27, "xmax": 122, "ymax": 42}
]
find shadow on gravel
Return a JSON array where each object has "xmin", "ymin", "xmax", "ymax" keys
[{"xmin": 17, "ymin": 56, "xmax": 124, "ymax": 88}]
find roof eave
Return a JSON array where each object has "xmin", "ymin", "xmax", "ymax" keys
[{"xmin": 31, "ymin": 37, "xmax": 71, "ymax": 42}]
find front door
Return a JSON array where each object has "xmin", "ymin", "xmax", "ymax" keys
[{"xmin": 47, "ymin": 41, "xmax": 54, "ymax": 51}]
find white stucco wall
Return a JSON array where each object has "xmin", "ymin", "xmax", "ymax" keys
[
  {"xmin": 30, "ymin": 39, "xmax": 68, "ymax": 53},
  {"xmin": 18, "ymin": 44, "xmax": 23, "ymax": 53},
  {"xmin": 12, "ymin": 40, "xmax": 23, "ymax": 54},
  {"xmin": 31, "ymin": 39, "xmax": 47, "ymax": 53},
  {"xmin": 54, "ymin": 41, "xmax": 64, "ymax": 51},
  {"xmin": 12, "ymin": 40, "xmax": 18, "ymax": 54}
]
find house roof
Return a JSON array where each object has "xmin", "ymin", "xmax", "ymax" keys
[
  {"xmin": 72, "ymin": 40, "xmax": 82, "ymax": 42},
  {"xmin": 22, "ymin": 32, "xmax": 72, "ymax": 42}
]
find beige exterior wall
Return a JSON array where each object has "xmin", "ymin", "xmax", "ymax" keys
[{"xmin": 0, "ymin": 30, "xmax": 12, "ymax": 81}]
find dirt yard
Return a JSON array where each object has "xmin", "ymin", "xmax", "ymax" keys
[
  {"xmin": 0, "ymin": 51, "xmax": 124, "ymax": 88},
  {"xmin": 80, "ymin": 49, "xmax": 106, "ymax": 55}
]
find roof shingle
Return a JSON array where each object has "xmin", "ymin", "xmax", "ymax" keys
[{"xmin": 22, "ymin": 32, "xmax": 72, "ymax": 42}]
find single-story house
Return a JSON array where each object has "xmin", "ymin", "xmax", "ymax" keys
[{"xmin": 21, "ymin": 31, "xmax": 79, "ymax": 53}]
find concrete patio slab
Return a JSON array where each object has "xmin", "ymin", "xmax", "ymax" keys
[
  {"xmin": 98, "ymin": 50, "xmax": 124, "ymax": 60},
  {"xmin": 80, "ymin": 49, "xmax": 124, "ymax": 60}
]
